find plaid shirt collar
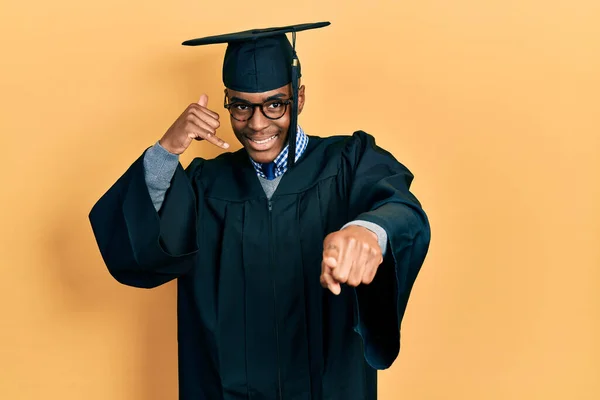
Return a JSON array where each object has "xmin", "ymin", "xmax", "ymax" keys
[{"xmin": 249, "ymin": 125, "xmax": 309, "ymax": 179}]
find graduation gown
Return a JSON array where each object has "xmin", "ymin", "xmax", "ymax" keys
[{"xmin": 89, "ymin": 130, "xmax": 431, "ymax": 400}]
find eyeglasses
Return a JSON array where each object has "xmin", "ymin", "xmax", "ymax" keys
[{"xmin": 223, "ymin": 90, "xmax": 293, "ymax": 122}]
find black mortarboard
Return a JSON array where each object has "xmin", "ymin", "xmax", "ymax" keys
[{"xmin": 182, "ymin": 21, "xmax": 331, "ymax": 169}]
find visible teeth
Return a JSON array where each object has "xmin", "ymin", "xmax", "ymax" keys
[{"xmin": 250, "ymin": 135, "xmax": 277, "ymax": 144}]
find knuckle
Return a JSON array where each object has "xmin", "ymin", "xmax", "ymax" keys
[
  {"xmin": 333, "ymin": 271, "xmax": 347, "ymax": 282},
  {"xmin": 347, "ymin": 277, "xmax": 361, "ymax": 287}
]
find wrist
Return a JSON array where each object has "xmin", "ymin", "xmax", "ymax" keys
[
  {"xmin": 158, "ymin": 137, "xmax": 180, "ymax": 155},
  {"xmin": 359, "ymin": 225, "xmax": 378, "ymax": 241},
  {"xmin": 344, "ymin": 224, "xmax": 377, "ymax": 241},
  {"xmin": 341, "ymin": 220, "xmax": 388, "ymax": 255}
]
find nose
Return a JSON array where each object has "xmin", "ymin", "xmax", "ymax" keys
[{"xmin": 247, "ymin": 105, "xmax": 270, "ymax": 132}]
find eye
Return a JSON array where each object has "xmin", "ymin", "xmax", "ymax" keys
[
  {"xmin": 233, "ymin": 103, "xmax": 250, "ymax": 111},
  {"xmin": 266, "ymin": 101, "xmax": 283, "ymax": 109}
]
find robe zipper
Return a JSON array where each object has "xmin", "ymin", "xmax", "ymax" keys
[{"xmin": 268, "ymin": 199, "xmax": 283, "ymax": 400}]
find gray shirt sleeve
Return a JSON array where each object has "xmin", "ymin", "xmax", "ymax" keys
[
  {"xmin": 143, "ymin": 141, "xmax": 179, "ymax": 211},
  {"xmin": 342, "ymin": 220, "xmax": 389, "ymax": 256}
]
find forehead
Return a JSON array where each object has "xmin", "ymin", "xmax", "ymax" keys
[{"xmin": 226, "ymin": 83, "xmax": 291, "ymax": 102}]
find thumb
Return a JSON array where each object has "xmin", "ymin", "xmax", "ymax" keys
[{"xmin": 198, "ymin": 94, "xmax": 208, "ymax": 108}]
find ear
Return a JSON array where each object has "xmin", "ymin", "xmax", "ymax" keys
[{"xmin": 297, "ymin": 84, "xmax": 306, "ymax": 115}]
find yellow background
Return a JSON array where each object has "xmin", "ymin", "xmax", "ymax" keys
[{"xmin": 1, "ymin": 0, "xmax": 599, "ymax": 399}]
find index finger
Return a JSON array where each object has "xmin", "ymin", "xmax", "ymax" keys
[{"xmin": 320, "ymin": 262, "xmax": 341, "ymax": 295}]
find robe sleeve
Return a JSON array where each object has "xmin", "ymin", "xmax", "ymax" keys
[
  {"xmin": 88, "ymin": 150, "xmax": 203, "ymax": 289},
  {"xmin": 344, "ymin": 130, "xmax": 431, "ymax": 370}
]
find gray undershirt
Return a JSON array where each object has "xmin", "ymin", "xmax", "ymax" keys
[{"xmin": 143, "ymin": 142, "xmax": 388, "ymax": 255}]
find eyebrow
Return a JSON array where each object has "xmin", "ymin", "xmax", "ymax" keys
[{"xmin": 229, "ymin": 93, "xmax": 288, "ymax": 103}]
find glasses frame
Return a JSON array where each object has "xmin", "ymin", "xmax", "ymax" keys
[{"xmin": 223, "ymin": 90, "xmax": 294, "ymax": 122}]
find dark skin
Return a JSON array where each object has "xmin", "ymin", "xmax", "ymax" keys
[
  {"xmin": 226, "ymin": 83, "xmax": 305, "ymax": 164},
  {"xmin": 158, "ymin": 83, "xmax": 383, "ymax": 295}
]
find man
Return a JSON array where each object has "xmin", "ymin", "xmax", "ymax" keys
[{"xmin": 89, "ymin": 21, "xmax": 431, "ymax": 400}]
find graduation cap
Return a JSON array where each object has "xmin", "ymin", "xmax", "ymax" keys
[{"xmin": 182, "ymin": 21, "xmax": 331, "ymax": 169}]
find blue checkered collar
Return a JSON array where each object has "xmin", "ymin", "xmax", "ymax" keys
[{"xmin": 249, "ymin": 125, "xmax": 309, "ymax": 179}]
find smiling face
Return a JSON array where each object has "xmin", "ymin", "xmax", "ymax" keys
[{"xmin": 226, "ymin": 82, "xmax": 305, "ymax": 164}]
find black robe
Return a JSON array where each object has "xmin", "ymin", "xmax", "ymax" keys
[{"xmin": 89, "ymin": 130, "xmax": 431, "ymax": 400}]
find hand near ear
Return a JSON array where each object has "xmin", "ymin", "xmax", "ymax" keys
[{"xmin": 159, "ymin": 94, "xmax": 229, "ymax": 155}]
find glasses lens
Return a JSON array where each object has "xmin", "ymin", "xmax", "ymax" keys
[
  {"xmin": 262, "ymin": 100, "xmax": 287, "ymax": 119},
  {"xmin": 227, "ymin": 99, "xmax": 290, "ymax": 121},
  {"xmin": 229, "ymin": 103, "xmax": 252, "ymax": 120}
]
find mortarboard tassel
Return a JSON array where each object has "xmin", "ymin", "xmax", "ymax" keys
[{"xmin": 288, "ymin": 31, "xmax": 299, "ymax": 170}]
